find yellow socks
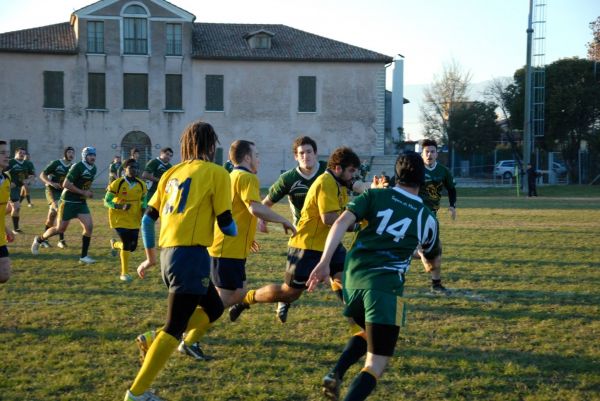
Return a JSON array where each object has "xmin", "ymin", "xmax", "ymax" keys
[
  {"xmin": 243, "ymin": 289, "xmax": 256, "ymax": 305},
  {"xmin": 130, "ymin": 331, "xmax": 179, "ymax": 396},
  {"xmin": 120, "ymin": 250, "xmax": 130, "ymax": 276},
  {"xmin": 183, "ymin": 307, "xmax": 211, "ymax": 345}
]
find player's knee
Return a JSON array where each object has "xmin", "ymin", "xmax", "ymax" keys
[
  {"xmin": 205, "ymin": 302, "xmax": 224, "ymax": 323},
  {"xmin": 280, "ymin": 288, "xmax": 303, "ymax": 303},
  {"xmin": 0, "ymin": 263, "xmax": 11, "ymax": 283}
]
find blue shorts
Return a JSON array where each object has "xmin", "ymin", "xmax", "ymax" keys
[
  {"xmin": 211, "ymin": 257, "xmax": 247, "ymax": 290},
  {"xmin": 160, "ymin": 246, "xmax": 211, "ymax": 294},
  {"xmin": 284, "ymin": 245, "xmax": 346, "ymax": 289}
]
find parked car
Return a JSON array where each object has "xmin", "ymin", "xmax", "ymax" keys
[
  {"xmin": 552, "ymin": 161, "xmax": 567, "ymax": 175},
  {"xmin": 494, "ymin": 160, "xmax": 517, "ymax": 179}
]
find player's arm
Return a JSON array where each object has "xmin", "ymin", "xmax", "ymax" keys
[
  {"xmin": 103, "ymin": 191, "xmax": 130, "ymax": 210},
  {"xmin": 248, "ymin": 201, "xmax": 296, "ymax": 235},
  {"xmin": 307, "ymin": 210, "xmax": 357, "ymax": 291},
  {"xmin": 141, "ymin": 170, "xmax": 157, "ymax": 183},
  {"xmin": 39, "ymin": 171, "xmax": 59, "ymax": 189},
  {"xmin": 63, "ymin": 179, "xmax": 92, "ymax": 198},
  {"xmin": 216, "ymin": 210, "xmax": 237, "ymax": 236},
  {"xmin": 138, "ymin": 206, "xmax": 159, "ymax": 278},
  {"xmin": 320, "ymin": 211, "xmax": 340, "ymax": 226}
]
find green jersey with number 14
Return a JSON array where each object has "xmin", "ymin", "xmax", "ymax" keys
[{"xmin": 344, "ymin": 187, "xmax": 439, "ymax": 294}]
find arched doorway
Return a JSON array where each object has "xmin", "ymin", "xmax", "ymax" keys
[{"xmin": 121, "ymin": 131, "xmax": 152, "ymax": 169}]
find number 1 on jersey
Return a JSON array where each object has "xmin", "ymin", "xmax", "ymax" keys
[
  {"xmin": 163, "ymin": 177, "xmax": 191, "ymax": 214},
  {"xmin": 375, "ymin": 209, "xmax": 411, "ymax": 242}
]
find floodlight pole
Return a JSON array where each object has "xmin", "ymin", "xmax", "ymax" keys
[{"xmin": 522, "ymin": 0, "xmax": 534, "ymax": 196}]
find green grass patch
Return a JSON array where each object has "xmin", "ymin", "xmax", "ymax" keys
[{"xmin": 0, "ymin": 188, "xmax": 599, "ymax": 400}]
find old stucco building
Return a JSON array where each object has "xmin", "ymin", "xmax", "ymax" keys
[{"xmin": 0, "ymin": 0, "xmax": 394, "ymax": 186}]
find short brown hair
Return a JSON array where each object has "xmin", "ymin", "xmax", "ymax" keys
[
  {"xmin": 395, "ymin": 151, "xmax": 424, "ymax": 188},
  {"xmin": 292, "ymin": 136, "xmax": 317, "ymax": 155},
  {"xmin": 327, "ymin": 147, "xmax": 360, "ymax": 171},
  {"xmin": 420, "ymin": 139, "xmax": 438, "ymax": 149},
  {"xmin": 180, "ymin": 120, "xmax": 220, "ymax": 161},
  {"xmin": 229, "ymin": 140, "xmax": 255, "ymax": 165}
]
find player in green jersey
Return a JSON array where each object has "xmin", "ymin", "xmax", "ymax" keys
[
  {"xmin": 31, "ymin": 147, "xmax": 98, "ymax": 264},
  {"xmin": 109, "ymin": 155, "xmax": 122, "ymax": 183},
  {"xmin": 258, "ymin": 136, "xmax": 327, "ymax": 322},
  {"xmin": 419, "ymin": 139, "xmax": 456, "ymax": 294},
  {"xmin": 5, "ymin": 147, "xmax": 35, "ymax": 233},
  {"xmin": 307, "ymin": 151, "xmax": 441, "ymax": 401},
  {"xmin": 142, "ymin": 147, "xmax": 173, "ymax": 201},
  {"xmin": 38, "ymin": 146, "xmax": 75, "ymax": 249}
]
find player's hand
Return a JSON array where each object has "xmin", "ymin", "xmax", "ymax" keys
[
  {"xmin": 5, "ymin": 230, "xmax": 14, "ymax": 243},
  {"xmin": 137, "ymin": 259, "xmax": 155, "ymax": 279},
  {"xmin": 448, "ymin": 206, "xmax": 456, "ymax": 221},
  {"xmin": 306, "ymin": 262, "xmax": 330, "ymax": 292},
  {"xmin": 122, "ymin": 203, "xmax": 132, "ymax": 211},
  {"xmin": 84, "ymin": 190, "xmax": 93, "ymax": 199},
  {"xmin": 257, "ymin": 218, "xmax": 269, "ymax": 233},
  {"xmin": 282, "ymin": 220, "xmax": 297, "ymax": 236},
  {"xmin": 250, "ymin": 240, "xmax": 260, "ymax": 253}
]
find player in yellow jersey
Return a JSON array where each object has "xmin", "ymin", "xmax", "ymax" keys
[
  {"xmin": 174, "ymin": 140, "xmax": 297, "ymax": 360},
  {"xmin": 123, "ymin": 121, "xmax": 236, "ymax": 401},
  {"xmin": 104, "ymin": 159, "xmax": 147, "ymax": 282},
  {"xmin": 229, "ymin": 147, "xmax": 361, "ymax": 322},
  {"xmin": 0, "ymin": 141, "xmax": 14, "ymax": 284}
]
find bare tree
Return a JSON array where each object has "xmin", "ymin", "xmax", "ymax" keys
[
  {"xmin": 587, "ymin": 16, "xmax": 600, "ymax": 61},
  {"xmin": 420, "ymin": 60, "xmax": 472, "ymax": 145},
  {"xmin": 484, "ymin": 77, "xmax": 513, "ymax": 126}
]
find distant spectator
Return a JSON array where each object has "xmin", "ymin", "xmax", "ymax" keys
[
  {"xmin": 359, "ymin": 159, "xmax": 370, "ymax": 181},
  {"xmin": 526, "ymin": 163, "xmax": 541, "ymax": 197}
]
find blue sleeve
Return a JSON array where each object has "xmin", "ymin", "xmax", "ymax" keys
[{"xmin": 141, "ymin": 213, "xmax": 156, "ymax": 249}]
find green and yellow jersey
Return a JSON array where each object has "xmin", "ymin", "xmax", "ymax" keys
[
  {"xmin": 106, "ymin": 176, "xmax": 147, "ymax": 229},
  {"xmin": 109, "ymin": 162, "xmax": 121, "ymax": 182},
  {"xmin": 61, "ymin": 162, "xmax": 97, "ymax": 202},
  {"xmin": 209, "ymin": 167, "xmax": 261, "ymax": 259},
  {"xmin": 149, "ymin": 160, "xmax": 231, "ymax": 248},
  {"xmin": 43, "ymin": 159, "xmax": 73, "ymax": 197},
  {"xmin": 344, "ymin": 187, "xmax": 439, "ymax": 294},
  {"xmin": 418, "ymin": 162, "xmax": 456, "ymax": 212},
  {"xmin": 144, "ymin": 157, "xmax": 172, "ymax": 199},
  {"xmin": 267, "ymin": 160, "xmax": 327, "ymax": 225},
  {"xmin": 0, "ymin": 172, "xmax": 11, "ymax": 247},
  {"xmin": 288, "ymin": 170, "xmax": 347, "ymax": 252},
  {"xmin": 6, "ymin": 159, "xmax": 34, "ymax": 187}
]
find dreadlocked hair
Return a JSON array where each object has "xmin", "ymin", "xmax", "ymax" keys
[{"xmin": 180, "ymin": 120, "xmax": 220, "ymax": 162}]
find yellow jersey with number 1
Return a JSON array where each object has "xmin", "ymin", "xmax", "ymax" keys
[
  {"xmin": 0, "ymin": 172, "xmax": 11, "ymax": 247},
  {"xmin": 149, "ymin": 160, "xmax": 232, "ymax": 248}
]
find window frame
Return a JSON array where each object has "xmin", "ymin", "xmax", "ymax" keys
[
  {"xmin": 166, "ymin": 23, "xmax": 183, "ymax": 56},
  {"xmin": 87, "ymin": 21, "xmax": 105, "ymax": 54}
]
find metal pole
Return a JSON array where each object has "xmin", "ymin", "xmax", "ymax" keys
[{"xmin": 522, "ymin": 0, "xmax": 534, "ymax": 196}]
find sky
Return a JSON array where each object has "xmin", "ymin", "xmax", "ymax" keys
[{"xmin": 0, "ymin": 0, "xmax": 598, "ymax": 137}]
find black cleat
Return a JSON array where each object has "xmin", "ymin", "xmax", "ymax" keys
[
  {"xmin": 322, "ymin": 371, "xmax": 341, "ymax": 401},
  {"xmin": 178, "ymin": 341, "xmax": 214, "ymax": 361},
  {"xmin": 276, "ymin": 302, "xmax": 291, "ymax": 323},
  {"xmin": 229, "ymin": 303, "xmax": 250, "ymax": 322},
  {"xmin": 431, "ymin": 283, "xmax": 452, "ymax": 295}
]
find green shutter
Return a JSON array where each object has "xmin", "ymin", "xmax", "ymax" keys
[
  {"xmin": 88, "ymin": 73, "xmax": 106, "ymax": 109},
  {"xmin": 124, "ymin": 74, "xmax": 148, "ymax": 109},
  {"xmin": 44, "ymin": 71, "xmax": 64, "ymax": 108},
  {"xmin": 205, "ymin": 75, "xmax": 224, "ymax": 111},
  {"xmin": 298, "ymin": 76, "xmax": 316, "ymax": 112},
  {"xmin": 165, "ymin": 74, "xmax": 182, "ymax": 110}
]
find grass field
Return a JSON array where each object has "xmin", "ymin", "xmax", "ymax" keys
[{"xmin": 1, "ymin": 186, "xmax": 599, "ymax": 401}]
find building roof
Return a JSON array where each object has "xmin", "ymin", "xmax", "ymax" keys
[
  {"xmin": 0, "ymin": 22, "xmax": 77, "ymax": 54},
  {"xmin": 192, "ymin": 23, "xmax": 392, "ymax": 63},
  {"xmin": 0, "ymin": 20, "xmax": 392, "ymax": 63}
]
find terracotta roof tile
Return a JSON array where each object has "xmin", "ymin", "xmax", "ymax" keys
[{"xmin": 0, "ymin": 22, "xmax": 77, "ymax": 54}]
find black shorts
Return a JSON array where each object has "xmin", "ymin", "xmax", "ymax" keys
[
  {"xmin": 115, "ymin": 228, "xmax": 139, "ymax": 252},
  {"xmin": 210, "ymin": 257, "xmax": 247, "ymax": 290},
  {"xmin": 9, "ymin": 186, "xmax": 21, "ymax": 202},
  {"xmin": 0, "ymin": 245, "xmax": 9, "ymax": 258},
  {"xmin": 160, "ymin": 246, "xmax": 211, "ymax": 294},
  {"xmin": 284, "ymin": 245, "xmax": 346, "ymax": 289}
]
